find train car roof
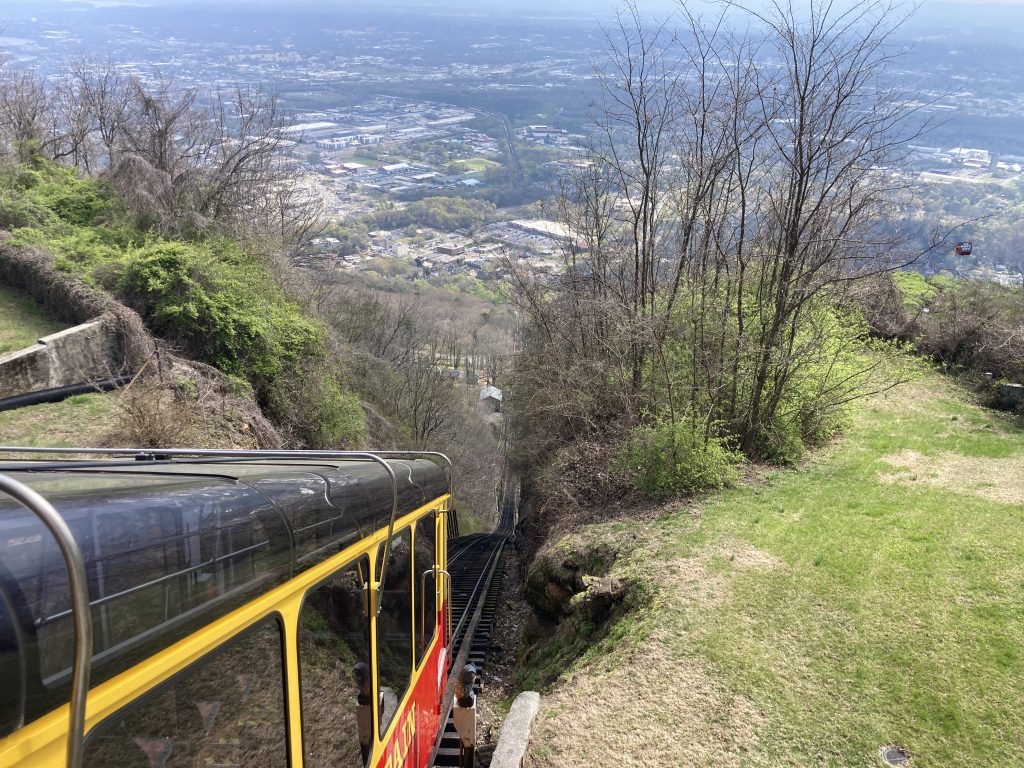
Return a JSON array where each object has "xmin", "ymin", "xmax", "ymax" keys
[{"xmin": 0, "ymin": 455, "xmax": 449, "ymax": 731}]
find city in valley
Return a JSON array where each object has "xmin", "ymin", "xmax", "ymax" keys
[{"xmin": 4, "ymin": 0, "xmax": 1024, "ymax": 293}]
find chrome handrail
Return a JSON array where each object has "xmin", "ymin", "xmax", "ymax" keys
[
  {"xmin": 0, "ymin": 447, "xmax": 405, "ymax": 616},
  {"xmin": 375, "ymin": 451, "xmax": 453, "ymax": 510},
  {"xmin": 437, "ymin": 568, "xmax": 453, "ymax": 648},
  {"xmin": 0, "ymin": 474, "xmax": 93, "ymax": 768},
  {"xmin": 420, "ymin": 567, "xmax": 452, "ymax": 651}
]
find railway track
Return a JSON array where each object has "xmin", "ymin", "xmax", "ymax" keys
[{"xmin": 431, "ymin": 479, "xmax": 516, "ymax": 767}]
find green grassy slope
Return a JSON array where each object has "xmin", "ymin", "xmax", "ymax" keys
[
  {"xmin": 528, "ymin": 371, "xmax": 1024, "ymax": 768},
  {"xmin": 0, "ymin": 284, "xmax": 62, "ymax": 354},
  {"xmin": 0, "ymin": 394, "xmax": 116, "ymax": 448}
]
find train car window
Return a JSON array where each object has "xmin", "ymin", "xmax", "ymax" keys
[
  {"xmin": 375, "ymin": 527, "xmax": 413, "ymax": 737},
  {"xmin": 0, "ymin": 583, "xmax": 25, "ymax": 738},
  {"xmin": 35, "ymin": 488, "xmax": 285, "ymax": 686},
  {"xmin": 82, "ymin": 618, "xmax": 287, "ymax": 768},
  {"xmin": 414, "ymin": 513, "xmax": 437, "ymax": 667},
  {"xmin": 298, "ymin": 555, "xmax": 373, "ymax": 768}
]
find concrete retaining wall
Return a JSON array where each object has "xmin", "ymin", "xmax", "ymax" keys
[
  {"xmin": 0, "ymin": 319, "xmax": 118, "ymax": 399},
  {"xmin": 0, "ymin": 238, "xmax": 154, "ymax": 372}
]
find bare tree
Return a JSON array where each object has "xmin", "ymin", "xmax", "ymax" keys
[
  {"xmin": 511, "ymin": 0, "xmax": 925, "ymax": 470},
  {"xmin": 0, "ymin": 69, "xmax": 53, "ymax": 161},
  {"xmin": 67, "ymin": 56, "xmax": 133, "ymax": 170},
  {"xmin": 592, "ymin": 4, "xmax": 681, "ymax": 395},
  {"xmin": 727, "ymin": 0, "xmax": 922, "ymax": 450}
]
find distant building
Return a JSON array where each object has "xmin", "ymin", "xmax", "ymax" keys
[
  {"xmin": 526, "ymin": 125, "xmax": 566, "ymax": 135},
  {"xmin": 311, "ymin": 236, "xmax": 341, "ymax": 252},
  {"xmin": 480, "ymin": 386, "xmax": 502, "ymax": 412},
  {"xmin": 316, "ymin": 137, "xmax": 355, "ymax": 150},
  {"xmin": 509, "ymin": 219, "xmax": 574, "ymax": 243},
  {"xmin": 436, "ymin": 244, "xmax": 465, "ymax": 256},
  {"xmin": 285, "ymin": 121, "xmax": 343, "ymax": 140},
  {"xmin": 950, "ymin": 147, "xmax": 992, "ymax": 166}
]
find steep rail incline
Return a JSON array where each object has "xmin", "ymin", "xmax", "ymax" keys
[{"xmin": 431, "ymin": 479, "xmax": 516, "ymax": 767}]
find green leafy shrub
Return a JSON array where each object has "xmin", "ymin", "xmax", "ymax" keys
[
  {"xmin": 114, "ymin": 240, "xmax": 367, "ymax": 448},
  {"xmin": 614, "ymin": 416, "xmax": 741, "ymax": 499},
  {"xmin": 12, "ymin": 162, "xmax": 118, "ymax": 226},
  {"xmin": 117, "ymin": 241, "xmax": 319, "ymax": 379},
  {"xmin": 265, "ymin": 364, "xmax": 366, "ymax": 448},
  {"xmin": 0, "ymin": 194, "xmax": 55, "ymax": 230}
]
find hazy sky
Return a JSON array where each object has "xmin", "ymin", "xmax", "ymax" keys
[
  {"xmin": 41, "ymin": 0, "xmax": 1024, "ymax": 6},
  {"xmin": 19, "ymin": 0, "xmax": 1024, "ymax": 18},
  {"xmin": 5, "ymin": 0, "xmax": 1024, "ymax": 30}
]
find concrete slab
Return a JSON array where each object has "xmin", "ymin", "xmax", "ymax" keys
[
  {"xmin": 490, "ymin": 691, "xmax": 540, "ymax": 768},
  {"xmin": 0, "ymin": 319, "xmax": 114, "ymax": 398}
]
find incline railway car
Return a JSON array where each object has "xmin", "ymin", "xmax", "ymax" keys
[{"xmin": 0, "ymin": 448, "xmax": 454, "ymax": 768}]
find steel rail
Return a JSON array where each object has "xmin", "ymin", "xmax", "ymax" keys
[
  {"xmin": 0, "ymin": 474, "xmax": 93, "ymax": 768},
  {"xmin": 430, "ymin": 533, "xmax": 507, "ymax": 767},
  {"xmin": 447, "ymin": 536, "xmax": 505, "ymax": 659}
]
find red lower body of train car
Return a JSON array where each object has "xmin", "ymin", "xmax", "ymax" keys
[{"xmin": 375, "ymin": 600, "xmax": 449, "ymax": 768}]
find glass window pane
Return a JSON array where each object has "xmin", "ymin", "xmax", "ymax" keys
[
  {"xmin": 376, "ymin": 529, "xmax": 412, "ymax": 737},
  {"xmin": 0, "ymin": 585, "xmax": 23, "ymax": 739},
  {"xmin": 299, "ymin": 556, "xmax": 372, "ymax": 768},
  {"xmin": 414, "ymin": 514, "xmax": 437, "ymax": 667},
  {"xmin": 83, "ymin": 619, "xmax": 287, "ymax": 767}
]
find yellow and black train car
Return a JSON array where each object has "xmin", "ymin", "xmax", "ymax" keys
[{"xmin": 0, "ymin": 449, "xmax": 453, "ymax": 768}]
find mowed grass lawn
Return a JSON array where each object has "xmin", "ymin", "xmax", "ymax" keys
[
  {"xmin": 528, "ymin": 373, "xmax": 1024, "ymax": 768},
  {"xmin": 0, "ymin": 285, "xmax": 62, "ymax": 355},
  {"xmin": 0, "ymin": 394, "xmax": 116, "ymax": 448}
]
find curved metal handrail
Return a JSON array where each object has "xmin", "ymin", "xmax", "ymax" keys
[
  {"xmin": 0, "ymin": 446, "xmax": 454, "ymax": 508},
  {"xmin": 0, "ymin": 474, "xmax": 93, "ymax": 768},
  {"xmin": 375, "ymin": 451, "xmax": 453, "ymax": 508}
]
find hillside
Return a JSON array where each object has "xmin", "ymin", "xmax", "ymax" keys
[
  {"xmin": 523, "ymin": 371, "xmax": 1024, "ymax": 767},
  {"xmin": 0, "ymin": 284, "xmax": 61, "ymax": 355},
  {"xmin": 0, "ymin": 277, "xmax": 275, "ymax": 451},
  {"xmin": 0, "ymin": 157, "xmax": 503, "ymax": 525}
]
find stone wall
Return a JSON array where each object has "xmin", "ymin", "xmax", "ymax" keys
[
  {"xmin": 0, "ymin": 319, "xmax": 120, "ymax": 399},
  {"xmin": 0, "ymin": 236, "xmax": 154, "ymax": 372}
]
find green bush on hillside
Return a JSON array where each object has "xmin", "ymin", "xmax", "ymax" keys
[
  {"xmin": 0, "ymin": 159, "xmax": 366, "ymax": 449},
  {"xmin": 264, "ymin": 362, "xmax": 366, "ymax": 448},
  {"xmin": 0, "ymin": 194, "xmax": 55, "ymax": 230},
  {"xmin": 614, "ymin": 416, "xmax": 741, "ymax": 499},
  {"xmin": 4, "ymin": 160, "xmax": 118, "ymax": 227},
  {"xmin": 118, "ymin": 241, "xmax": 321, "ymax": 380},
  {"xmin": 117, "ymin": 240, "xmax": 365, "ymax": 447}
]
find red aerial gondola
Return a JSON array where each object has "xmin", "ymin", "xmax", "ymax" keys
[{"xmin": 955, "ymin": 241, "xmax": 973, "ymax": 257}]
